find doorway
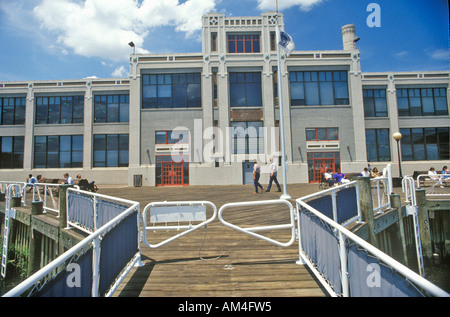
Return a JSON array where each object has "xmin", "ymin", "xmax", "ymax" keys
[
  {"xmin": 156, "ymin": 155, "xmax": 189, "ymax": 186},
  {"xmin": 307, "ymin": 152, "xmax": 341, "ymax": 183}
]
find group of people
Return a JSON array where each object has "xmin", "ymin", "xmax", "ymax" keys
[
  {"xmin": 26, "ymin": 173, "xmax": 80, "ymax": 191},
  {"xmin": 26, "ymin": 173, "xmax": 76, "ymax": 185},
  {"xmin": 323, "ymin": 165, "xmax": 382, "ymax": 188},
  {"xmin": 252, "ymin": 157, "xmax": 282, "ymax": 194},
  {"xmin": 323, "ymin": 168, "xmax": 351, "ymax": 187},
  {"xmin": 428, "ymin": 166, "xmax": 450, "ymax": 188}
]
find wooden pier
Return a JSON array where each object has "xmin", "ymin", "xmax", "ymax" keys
[{"xmin": 103, "ymin": 184, "xmax": 328, "ymax": 297}]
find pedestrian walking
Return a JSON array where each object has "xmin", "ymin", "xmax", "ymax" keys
[
  {"xmin": 266, "ymin": 157, "xmax": 281, "ymax": 192},
  {"xmin": 253, "ymin": 161, "xmax": 264, "ymax": 194}
]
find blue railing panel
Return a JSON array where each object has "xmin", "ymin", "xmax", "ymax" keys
[
  {"xmin": 347, "ymin": 244, "xmax": 423, "ymax": 297},
  {"xmin": 336, "ymin": 186, "xmax": 358, "ymax": 224},
  {"xmin": 33, "ymin": 249, "xmax": 93, "ymax": 297},
  {"xmin": 300, "ymin": 207, "xmax": 341, "ymax": 294},
  {"xmin": 67, "ymin": 192, "xmax": 94, "ymax": 231},
  {"xmin": 99, "ymin": 210, "xmax": 139, "ymax": 296}
]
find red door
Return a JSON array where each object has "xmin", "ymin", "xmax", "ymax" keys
[
  {"xmin": 157, "ymin": 155, "xmax": 188, "ymax": 186},
  {"xmin": 162, "ymin": 161, "xmax": 183, "ymax": 186},
  {"xmin": 307, "ymin": 152, "xmax": 340, "ymax": 183}
]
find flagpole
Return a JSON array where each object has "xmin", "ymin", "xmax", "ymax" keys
[{"xmin": 275, "ymin": 12, "xmax": 291, "ymax": 200}]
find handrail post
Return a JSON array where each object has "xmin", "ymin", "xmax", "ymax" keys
[
  {"xmin": 356, "ymin": 177, "xmax": 378, "ymax": 248},
  {"xmin": 58, "ymin": 184, "xmax": 71, "ymax": 254},
  {"xmin": 92, "ymin": 236, "xmax": 101, "ymax": 297}
]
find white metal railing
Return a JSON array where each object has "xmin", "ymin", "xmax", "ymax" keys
[
  {"xmin": 402, "ymin": 176, "xmax": 425, "ymax": 277},
  {"xmin": 142, "ymin": 201, "xmax": 217, "ymax": 248},
  {"xmin": 417, "ymin": 174, "xmax": 450, "ymax": 197},
  {"xmin": 28, "ymin": 183, "xmax": 63, "ymax": 214},
  {"xmin": 1, "ymin": 184, "xmax": 23, "ymax": 278},
  {"xmin": 371, "ymin": 164, "xmax": 393, "ymax": 214},
  {"xmin": 218, "ymin": 199, "xmax": 297, "ymax": 248},
  {"xmin": 298, "ymin": 182, "xmax": 362, "ymax": 227},
  {"xmin": 296, "ymin": 197, "xmax": 449, "ymax": 297},
  {"xmin": 3, "ymin": 188, "xmax": 141, "ymax": 297},
  {"xmin": 0, "ymin": 181, "xmax": 25, "ymax": 205},
  {"xmin": 371, "ymin": 176, "xmax": 391, "ymax": 214},
  {"xmin": 66, "ymin": 187, "xmax": 132, "ymax": 234}
]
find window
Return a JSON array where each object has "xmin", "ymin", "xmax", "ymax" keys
[
  {"xmin": 306, "ymin": 128, "xmax": 339, "ymax": 141},
  {"xmin": 0, "ymin": 136, "xmax": 24, "ymax": 169},
  {"xmin": 93, "ymin": 134, "xmax": 129, "ymax": 167},
  {"xmin": 228, "ymin": 34, "xmax": 260, "ymax": 53},
  {"xmin": 155, "ymin": 130, "xmax": 189, "ymax": 144},
  {"xmin": 231, "ymin": 121, "xmax": 264, "ymax": 154},
  {"xmin": 94, "ymin": 94, "xmax": 129, "ymax": 123},
  {"xmin": 0, "ymin": 97, "xmax": 25, "ymax": 125},
  {"xmin": 363, "ymin": 89, "xmax": 388, "ymax": 117},
  {"xmin": 365, "ymin": 129, "xmax": 391, "ymax": 162},
  {"xmin": 396, "ymin": 88, "xmax": 448, "ymax": 116},
  {"xmin": 34, "ymin": 135, "xmax": 83, "ymax": 168},
  {"xmin": 229, "ymin": 72, "xmax": 262, "ymax": 107},
  {"xmin": 35, "ymin": 96, "xmax": 84, "ymax": 124},
  {"xmin": 142, "ymin": 73, "xmax": 201, "ymax": 109},
  {"xmin": 400, "ymin": 127, "xmax": 449, "ymax": 161},
  {"xmin": 289, "ymin": 71, "xmax": 349, "ymax": 106}
]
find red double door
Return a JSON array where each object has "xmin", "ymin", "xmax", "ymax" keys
[{"xmin": 161, "ymin": 161, "xmax": 183, "ymax": 186}]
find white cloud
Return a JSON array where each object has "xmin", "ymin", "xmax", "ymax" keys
[
  {"xmin": 111, "ymin": 65, "xmax": 128, "ymax": 78},
  {"xmin": 426, "ymin": 48, "xmax": 448, "ymax": 61},
  {"xmin": 257, "ymin": 0, "xmax": 325, "ymax": 11},
  {"xmin": 394, "ymin": 51, "xmax": 409, "ymax": 59},
  {"xmin": 32, "ymin": 0, "xmax": 216, "ymax": 62}
]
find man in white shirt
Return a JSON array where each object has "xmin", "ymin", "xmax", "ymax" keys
[
  {"xmin": 266, "ymin": 157, "xmax": 281, "ymax": 192},
  {"xmin": 253, "ymin": 161, "xmax": 264, "ymax": 193},
  {"xmin": 64, "ymin": 173, "xmax": 74, "ymax": 185}
]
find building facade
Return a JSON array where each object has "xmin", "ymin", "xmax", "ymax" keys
[{"xmin": 1, "ymin": 12, "xmax": 449, "ymax": 186}]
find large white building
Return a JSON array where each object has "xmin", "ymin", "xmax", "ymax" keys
[{"xmin": 0, "ymin": 12, "xmax": 449, "ymax": 186}]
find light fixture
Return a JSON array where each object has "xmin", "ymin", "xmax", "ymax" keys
[
  {"xmin": 128, "ymin": 41, "xmax": 135, "ymax": 54},
  {"xmin": 393, "ymin": 132, "xmax": 403, "ymax": 178}
]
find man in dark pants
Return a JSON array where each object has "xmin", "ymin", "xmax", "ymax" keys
[
  {"xmin": 266, "ymin": 157, "xmax": 281, "ymax": 192},
  {"xmin": 253, "ymin": 161, "xmax": 264, "ymax": 193}
]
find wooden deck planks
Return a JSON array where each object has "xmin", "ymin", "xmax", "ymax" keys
[{"xmin": 102, "ymin": 184, "xmax": 329, "ymax": 297}]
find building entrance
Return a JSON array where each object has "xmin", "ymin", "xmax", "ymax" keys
[
  {"xmin": 156, "ymin": 155, "xmax": 189, "ymax": 186},
  {"xmin": 307, "ymin": 152, "xmax": 340, "ymax": 183}
]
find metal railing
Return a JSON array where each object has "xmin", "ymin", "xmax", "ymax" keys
[
  {"xmin": 297, "ymin": 181, "xmax": 362, "ymax": 227},
  {"xmin": 142, "ymin": 201, "xmax": 217, "ymax": 248},
  {"xmin": 218, "ymin": 199, "xmax": 297, "ymax": 248},
  {"xmin": 296, "ymin": 196, "xmax": 449, "ymax": 297},
  {"xmin": 371, "ymin": 176, "xmax": 391, "ymax": 214},
  {"xmin": 3, "ymin": 188, "xmax": 141, "ymax": 297},
  {"xmin": 416, "ymin": 174, "xmax": 450, "ymax": 197}
]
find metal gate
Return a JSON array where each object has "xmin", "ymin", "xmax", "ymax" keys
[{"xmin": 141, "ymin": 199, "xmax": 299, "ymax": 252}]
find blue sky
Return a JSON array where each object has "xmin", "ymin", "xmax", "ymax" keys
[{"xmin": 0, "ymin": 0, "xmax": 448, "ymax": 81}]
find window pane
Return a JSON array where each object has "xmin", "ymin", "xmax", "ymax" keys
[
  {"xmin": 156, "ymin": 132, "xmax": 167, "ymax": 144},
  {"xmin": 119, "ymin": 96, "xmax": 129, "ymax": 122},
  {"xmin": 374, "ymin": 96, "xmax": 388, "ymax": 117},
  {"xmin": 305, "ymin": 82, "xmax": 319, "ymax": 105},
  {"xmin": 328, "ymin": 128, "xmax": 338, "ymax": 140},
  {"xmin": 319, "ymin": 82, "xmax": 333, "ymax": 105},
  {"xmin": 317, "ymin": 128, "xmax": 327, "ymax": 141},
  {"xmin": 107, "ymin": 95, "xmax": 119, "ymax": 122},
  {"xmin": 334, "ymin": 81, "xmax": 349, "ymax": 101},
  {"xmin": 306, "ymin": 129, "xmax": 316, "ymax": 141}
]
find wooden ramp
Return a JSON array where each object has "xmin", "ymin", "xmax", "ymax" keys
[{"xmin": 105, "ymin": 184, "xmax": 328, "ymax": 297}]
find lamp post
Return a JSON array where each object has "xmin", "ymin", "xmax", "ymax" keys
[
  {"xmin": 128, "ymin": 41, "xmax": 135, "ymax": 55},
  {"xmin": 393, "ymin": 132, "xmax": 403, "ymax": 178}
]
